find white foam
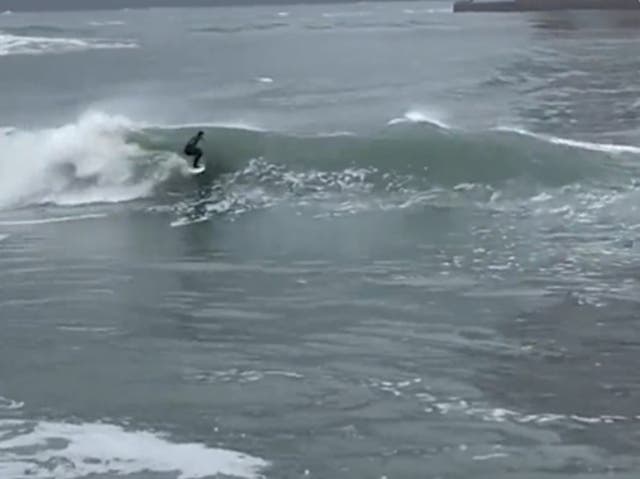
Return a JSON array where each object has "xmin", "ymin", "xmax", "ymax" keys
[
  {"xmin": 494, "ymin": 126, "xmax": 640, "ymax": 155},
  {"xmin": 257, "ymin": 76, "xmax": 274, "ymax": 83},
  {"xmin": 0, "ymin": 396, "xmax": 22, "ymax": 410},
  {"xmin": 321, "ymin": 11, "xmax": 370, "ymax": 18},
  {"xmin": 314, "ymin": 131, "xmax": 356, "ymax": 137},
  {"xmin": 152, "ymin": 120, "xmax": 267, "ymax": 133},
  {"xmin": 473, "ymin": 453, "xmax": 509, "ymax": 461},
  {"xmin": 0, "ymin": 419, "xmax": 268, "ymax": 479},
  {"xmin": 530, "ymin": 192, "xmax": 553, "ymax": 203},
  {"xmin": 424, "ymin": 393, "xmax": 640, "ymax": 427},
  {"xmin": 387, "ymin": 110, "xmax": 450, "ymax": 129},
  {"xmin": 0, "ymin": 111, "xmax": 179, "ymax": 210},
  {"xmin": 57, "ymin": 325, "xmax": 118, "ymax": 333},
  {"xmin": 88, "ymin": 20, "xmax": 126, "ymax": 27},
  {"xmin": 0, "ymin": 214, "xmax": 106, "ymax": 226},
  {"xmin": 276, "ymin": 12, "xmax": 290, "ymax": 17},
  {"xmin": 492, "ymin": 125, "xmax": 530, "ymax": 136},
  {"xmin": 170, "ymin": 215, "xmax": 210, "ymax": 228},
  {"xmin": 0, "ymin": 33, "xmax": 137, "ymax": 57},
  {"xmin": 453, "ymin": 182, "xmax": 477, "ymax": 192},
  {"xmin": 264, "ymin": 370, "xmax": 304, "ymax": 379},
  {"xmin": 547, "ymin": 136, "xmax": 640, "ymax": 154},
  {"xmin": 403, "ymin": 7, "xmax": 451, "ymax": 14}
]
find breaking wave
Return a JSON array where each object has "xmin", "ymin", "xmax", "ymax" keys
[
  {"xmin": 0, "ymin": 112, "xmax": 181, "ymax": 209},
  {"xmin": 1, "ymin": 110, "xmax": 638, "ymax": 220}
]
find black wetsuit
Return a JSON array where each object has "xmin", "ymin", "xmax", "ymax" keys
[{"xmin": 183, "ymin": 134, "xmax": 203, "ymax": 168}]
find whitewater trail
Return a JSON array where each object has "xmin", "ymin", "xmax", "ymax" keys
[{"xmin": 0, "ymin": 418, "xmax": 268, "ymax": 479}]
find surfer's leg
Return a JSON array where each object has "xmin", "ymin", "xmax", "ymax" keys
[{"xmin": 192, "ymin": 148, "xmax": 202, "ymax": 168}]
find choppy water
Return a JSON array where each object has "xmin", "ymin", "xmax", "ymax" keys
[{"xmin": 2, "ymin": 2, "xmax": 640, "ymax": 478}]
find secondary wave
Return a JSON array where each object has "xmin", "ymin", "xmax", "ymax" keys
[
  {"xmin": 0, "ymin": 31, "xmax": 137, "ymax": 56},
  {"xmin": 2, "ymin": 25, "xmax": 83, "ymax": 36},
  {"xmin": 88, "ymin": 20, "xmax": 126, "ymax": 27},
  {"xmin": 191, "ymin": 21, "xmax": 289, "ymax": 34}
]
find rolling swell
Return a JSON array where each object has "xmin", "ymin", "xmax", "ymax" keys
[{"xmin": 139, "ymin": 121, "xmax": 632, "ymax": 194}]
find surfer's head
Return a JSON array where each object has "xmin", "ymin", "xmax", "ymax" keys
[{"xmin": 197, "ymin": 130, "xmax": 204, "ymax": 137}]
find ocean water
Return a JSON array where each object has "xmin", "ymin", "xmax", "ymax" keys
[{"xmin": 2, "ymin": 2, "xmax": 640, "ymax": 478}]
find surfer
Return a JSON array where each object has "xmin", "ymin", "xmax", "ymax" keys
[{"xmin": 183, "ymin": 131, "xmax": 204, "ymax": 168}]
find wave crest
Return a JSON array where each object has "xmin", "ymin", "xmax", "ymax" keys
[{"xmin": 0, "ymin": 112, "xmax": 181, "ymax": 209}]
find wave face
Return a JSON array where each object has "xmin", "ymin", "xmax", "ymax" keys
[
  {"xmin": 1, "ymin": 111, "xmax": 638, "ymax": 214},
  {"xmin": 145, "ymin": 126, "xmax": 626, "ymax": 186}
]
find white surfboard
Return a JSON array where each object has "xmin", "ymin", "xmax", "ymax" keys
[{"xmin": 187, "ymin": 165, "xmax": 206, "ymax": 175}]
